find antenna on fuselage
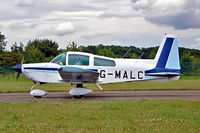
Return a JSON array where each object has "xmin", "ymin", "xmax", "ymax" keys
[
  {"xmin": 138, "ymin": 52, "xmax": 145, "ymax": 59},
  {"xmin": 122, "ymin": 48, "xmax": 131, "ymax": 58},
  {"xmin": 136, "ymin": 52, "xmax": 145, "ymax": 63}
]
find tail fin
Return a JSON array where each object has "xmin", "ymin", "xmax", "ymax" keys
[
  {"xmin": 146, "ymin": 34, "xmax": 181, "ymax": 76},
  {"xmin": 154, "ymin": 34, "xmax": 180, "ymax": 70}
]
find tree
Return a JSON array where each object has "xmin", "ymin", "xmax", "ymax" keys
[
  {"xmin": 131, "ymin": 53, "xmax": 139, "ymax": 59},
  {"xmin": 80, "ymin": 45, "xmax": 97, "ymax": 54},
  {"xmin": 66, "ymin": 42, "xmax": 80, "ymax": 51},
  {"xmin": 25, "ymin": 39, "xmax": 59, "ymax": 57},
  {"xmin": 25, "ymin": 45, "xmax": 45, "ymax": 63},
  {"xmin": 97, "ymin": 48, "xmax": 115, "ymax": 58},
  {"xmin": 148, "ymin": 47, "xmax": 158, "ymax": 59},
  {"xmin": 181, "ymin": 52, "xmax": 193, "ymax": 62},
  {"xmin": 0, "ymin": 52, "xmax": 23, "ymax": 66},
  {"xmin": 0, "ymin": 32, "xmax": 7, "ymax": 53},
  {"xmin": 11, "ymin": 42, "xmax": 24, "ymax": 53},
  {"xmin": 180, "ymin": 52, "xmax": 194, "ymax": 73}
]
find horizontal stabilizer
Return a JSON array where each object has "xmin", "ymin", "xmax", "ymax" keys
[{"xmin": 145, "ymin": 34, "xmax": 181, "ymax": 77}]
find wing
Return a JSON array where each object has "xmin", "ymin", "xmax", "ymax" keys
[{"xmin": 58, "ymin": 67, "xmax": 99, "ymax": 83}]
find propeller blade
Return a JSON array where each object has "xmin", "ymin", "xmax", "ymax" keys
[
  {"xmin": 13, "ymin": 56, "xmax": 24, "ymax": 80},
  {"xmin": 16, "ymin": 72, "xmax": 21, "ymax": 80}
]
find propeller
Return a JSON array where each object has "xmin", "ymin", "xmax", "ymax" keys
[
  {"xmin": 13, "ymin": 57, "xmax": 24, "ymax": 80},
  {"xmin": 16, "ymin": 71, "xmax": 21, "ymax": 80}
]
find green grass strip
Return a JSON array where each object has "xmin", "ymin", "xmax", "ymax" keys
[{"xmin": 0, "ymin": 100, "xmax": 200, "ymax": 133}]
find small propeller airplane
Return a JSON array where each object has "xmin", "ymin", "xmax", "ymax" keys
[{"xmin": 13, "ymin": 34, "xmax": 181, "ymax": 98}]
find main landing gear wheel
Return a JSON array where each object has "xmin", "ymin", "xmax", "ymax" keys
[
  {"xmin": 34, "ymin": 96, "xmax": 42, "ymax": 98},
  {"xmin": 69, "ymin": 84, "xmax": 93, "ymax": 98},
  {"xmin": 72, "ymin": 95, "xmax": 84, "ymax": 99}
]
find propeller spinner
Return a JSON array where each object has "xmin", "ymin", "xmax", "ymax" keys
[{"xmin": 12, "ymin": 64, "xmax": 22, "ymax": 80}]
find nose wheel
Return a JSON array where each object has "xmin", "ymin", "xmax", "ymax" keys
[
  {"xmin": 30, "ymin": 82, "xmax": 47, "ymax": 98},
  {"xmin": 73, "ymin": 95, "xmax": 84, "ymax": 99}
]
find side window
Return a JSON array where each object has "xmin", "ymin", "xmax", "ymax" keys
[
  {"xmin": 68, "ymin": 54, "xmax": 89, "ymax": 66},
  {"xmin": 94, "ymin": 57, "xmax": 116, "ymax": 66},
  {"xmin": 50, "ymin": 53, "xmax": 66, "ymax": 66}
]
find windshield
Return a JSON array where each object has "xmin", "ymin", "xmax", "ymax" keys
[{"xmin": 50, "ymin": 53, "xmax": 66, "ymax": 65}]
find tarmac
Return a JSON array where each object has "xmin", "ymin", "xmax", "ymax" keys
[{"xmin": 1, "ymin": 90, "xmax": 200, "ymax": 103}]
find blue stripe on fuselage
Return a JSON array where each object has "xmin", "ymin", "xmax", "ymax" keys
[
  {"xmin": 24, "ymin": 69, "xmax": 58, "ymax": 73},
  {"xmin": 23, "ymin": 67, "xmax": 98, "ymax": 73},
  {"xmin": 88, "ymin": 69, "xmax": 98, "ymax": 72},
  {"xmin": 24, "ymin": 67, "xmax": 58, "ymax": 71}
]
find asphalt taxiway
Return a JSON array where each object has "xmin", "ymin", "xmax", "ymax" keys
[{"xmin": 1, "ymin": 90, "xmax": 200, "ymax": 103}]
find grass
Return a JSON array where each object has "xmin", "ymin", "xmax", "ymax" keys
[
  {"xmin": 0, "ymin": 100, "xmax": 200, "ymax": 133},
  {"xmin": 1, "ymin": 75, "xmax": 200, "ymax": 93},
  {"xmin": 1, "ymin": 75, "xmax": 200, "ymax": 132}
]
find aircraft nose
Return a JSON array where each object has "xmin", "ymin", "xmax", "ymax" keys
[{"xmin": 12, "ymin": 64, "xmax": 22, "ymax": 73}]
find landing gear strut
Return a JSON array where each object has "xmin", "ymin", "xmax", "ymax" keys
[{"xmin": 31, "ymin": 83, "xmax": 40, "ymax": 91}]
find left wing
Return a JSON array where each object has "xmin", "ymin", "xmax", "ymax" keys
[{"xmin": 58, "ymin": 67, "xmax": 99, "ymax": 83}]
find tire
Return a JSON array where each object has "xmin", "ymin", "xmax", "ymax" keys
[
  {"xmin": 34, "ymin": 96, "xmax": 42, "ymax": 98},
  {"xmin": 73, "ymin": 95, "xmax": 84, "ymax": 99}
]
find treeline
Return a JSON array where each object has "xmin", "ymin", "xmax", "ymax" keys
[{"xmin": 0, "ymin": 32, "xmax": 200, "ymax": 67}]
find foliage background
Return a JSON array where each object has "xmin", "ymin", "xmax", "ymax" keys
[{"xmin": 0, "ymin": 32, "xmax": 199, "ymax": 76}]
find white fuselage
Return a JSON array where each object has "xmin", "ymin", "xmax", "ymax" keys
[
  {"xmin": 12, "ymin": 35, "xmax": 181, "ymax": 97},
  {"xmin": 22, "ymin": 52, "xmax": 179, "ymax": 84}
]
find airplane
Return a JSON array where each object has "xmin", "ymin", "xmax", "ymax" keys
[{"xmin": 13, "ymin": 34, "xmax": 181, "ymax": 98}]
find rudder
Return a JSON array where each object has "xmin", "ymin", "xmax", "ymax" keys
[
  {"xmin": 145, "ymin": 34, "xmax": 181, "ymax": 77},
  {"xmin": 154, "ymin": 34, "xmax": 180, "ymax": 70}
]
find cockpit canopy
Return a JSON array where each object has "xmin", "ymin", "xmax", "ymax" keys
[{"xmin": 51, "ymin": 52, "xmax": 116, "ymax": 66}]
